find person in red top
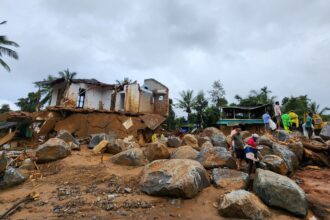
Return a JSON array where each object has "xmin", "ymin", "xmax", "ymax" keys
[{"xmin": 245, "ymin": 134, "xmax": 260, "ymax": 174}]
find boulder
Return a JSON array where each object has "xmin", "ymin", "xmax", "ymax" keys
[
  {"xmin": 218, "ymin": 190, "xmax": 271, "ymax": 220},
  {"xmin": 259, "ymin": 145, "xmax": 273, "ymax": 157},
  {"xmin": 143, "ymin": 142, "xmax": 170, "ymax": 161},
  {"xmin": 167, "ymin": 137, "xmax": 182, "ymax": 148},
  {"xmin": 303, "ymin": 140, "xmax": 328, "ymax": 152},
  {"xmin": 93, "ymin": 140, "xmax": 109, "ymax": 154},
  {"xmin": 287, "ymin": 142, "xmax": 304, "ymax": 161},
  {"xmin": 0, "ymin": 152, "xmax": 7, "ymax": 174},
  {"xmin": 258, "ymin": 135, "xmax": 274, "ymax": 147},
  {"xmin": 0, "ymin": 167, "xmax": 27, "ymax": 190},
  {"xmin": 170, "ymin": 146, "xmax": 198, "ymax": 160},
  {"xmin": 197, "ymin": 136, "xmax": 211, "ymax": 148},
  {"xmin": 225, "ymin": 135, "xmax": 232, "ymax": 146},
  {"xmin": 261, "ymin": 155, "xmax": 289, "ymax": 175},
  {"xmin": 111, "ymin": 148, "xmax": 148, "ymax": 166},
  {"xmin": 241, "ymin": 130, "xmax": 251, "ymax": 139},
  {"xmin": 182, "ymin": 134, "xmax": 199, "ymax": 150},
  {"xmin": 196, "ymin": 147, "xmax": 236, "ymax": 169},
  {"xmin": 201, "ymin": 141, "xmax": 213, "ymax": 150},
  {"xmin": 312, "ymin": 136, "xmax": 326, "ymax": 144},
  {"xmin": 253, "ymin": 169, "xmax": 308, "ymax": 217},
  {"xmin": 304, "ymin": 148, "xmax": 330, "ymax": 167},
  {"xmin": 19, "ymin": 158, "xmax": 35, "ymax": 170},
  {"xmin": 68, "ymin": 142, "xmax": 80, "ymax": 151},
  {"xmin": 88, "ymin": 133, "xmax": 115, "ymax": 149},
  {"xmin": 212, "ymin": 168, "xmax": 249, "ymax": 190},
  {"xmin": 140, "ymin": 159, "xmax": 210, "ymax": 198},
  {"xmin": 56, "ymin": 130, "xmax": 80, "ymax": 145},
  {"xmin": 272, "ymin": 143, "xmax": 298, "ymax": 173},
  {"xmin": 320, "ymin": 122, "xmax": 330, "ymax": 141},
  {"xmin": 107, "ymin": 139, "xmax": 125, "ymax": 154},
  {"xmin": 275, "ymin": 130, "xmax": 291, "ymax": 142},
  {"xmin": 36, "ymin": 138, "xmax": 71, "ymax": 163},
  {"xmin": 203, "ymin": 127, "xmax": 222, "ymax": 137},
  {"xmin": 211, "ymin": 134, "xmax": 228, "ymax": 148}
]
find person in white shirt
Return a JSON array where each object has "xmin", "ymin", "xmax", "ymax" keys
[{"xmin": 274, "ymin": 101, "xmax": 282, "ymax": 129}]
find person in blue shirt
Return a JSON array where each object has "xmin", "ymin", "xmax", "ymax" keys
[
  {"xmin": 305, "ymin": 112, "xmax": 314, "ymax": 139},
  {"xmin": 262, "ymin": 111, "xmax": 271, "ymax": 133}
]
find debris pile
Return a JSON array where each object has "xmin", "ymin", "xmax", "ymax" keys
[{"xmin": 0, "ymin": 126, "xmax": 329, "ymax": 219}]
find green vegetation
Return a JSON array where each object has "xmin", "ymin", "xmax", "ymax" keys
[{"xmin": 0, "ymin": 21, "xmax": 19, "ymax": 72}]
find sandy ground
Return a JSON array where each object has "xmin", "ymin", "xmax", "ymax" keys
[
  {"xmin": 0, "ymin": 146, "xmax": 320, "ymax": 220},
  {"xmin": 293, "ymin": 168, "xmax": 330, "ymax": 220}
]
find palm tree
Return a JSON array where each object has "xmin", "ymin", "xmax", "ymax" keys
[
  {"xmin": 176, "ymin": 90, "xmax": 196, "ymax": 121},
  {"xmin": 58, "ymin": 68, "xmax": 77, "ymax": 82},
  {"xmin": 0, "ymin": 21, "xmax": 19, "ymax": 72},
  {"xmin": 35, "ymin": 75, "xmax": 57, "ymax": 108},
  {"xmin": 309, "ymin": 102, "xmax": 330, "ymax": 115}
]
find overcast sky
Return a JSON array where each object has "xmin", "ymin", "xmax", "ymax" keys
[{"xmin": 0, "ymin": 0, "xmax": 329, "ymax": 114}]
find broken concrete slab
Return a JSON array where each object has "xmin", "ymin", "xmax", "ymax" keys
[{"xmin": 93, "ymin": 140, "xmax": 109, "ymax": 154}]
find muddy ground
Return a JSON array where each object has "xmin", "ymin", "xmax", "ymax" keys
[{"xmin": 0, "ymin": 146, "xmax": 325, "ymax": 220}]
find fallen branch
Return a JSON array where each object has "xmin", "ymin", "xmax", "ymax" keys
[{"xmin": 0, "ymin": 192, "xmax": 39, "ymax": 219}]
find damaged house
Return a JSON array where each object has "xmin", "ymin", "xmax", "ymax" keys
[
  {"xmin": 45, "ymin": 78, "xmax": 169, "ymax": 116},
  {"xmin": 0, "ymin": 78, "xmax": 169, "ymax": 145}
]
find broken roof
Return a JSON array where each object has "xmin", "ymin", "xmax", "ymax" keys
[{"xmin": 35, "ymin": 78, "xmax": 116, "ymax": 88}]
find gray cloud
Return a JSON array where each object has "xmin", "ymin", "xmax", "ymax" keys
[{"xmin": 0, "ymin": 0, "xmax": 329, "ymax": 114}]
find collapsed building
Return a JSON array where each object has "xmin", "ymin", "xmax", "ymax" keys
[{"xmin": 0, "ymin": 78, "xmax": 170, "ymax": 146}]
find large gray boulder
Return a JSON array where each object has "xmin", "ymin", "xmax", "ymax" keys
[
  {"xmin": 170, "ymin": 146, "xmax": 198, "ymax": 160},
  {"xmin": 36, "ymin": 138, "xmax": 71, "ymax": 163},
  {"xmin": 143, "ymin": 142, "xmax": 170, "ymax": 161},
  {"xmin": 211, "ymin": 134, "xmax": 228, "ymax": 148},
  {"xmin": 0, "ymin": 167, "xmax": 27, "ymax": 190},
  {"xmin": 107, "ymin": 139, "xmax": 127, "ymax": 154},
  {"xmin": 253, "ymin": 169, "xmax": 308, "ymax": 217},
  {"xmin": 140, "ymin": 159, "xmax": 210, "ymax": 198},
  {"xmin": 196, "ymin": 147, "xmax": 236, "ymax": 169},
  {"xmin": 287, "ymin": 142, "xmax": 304, "ymax": 162},
  {"xmin": 218, "ymin": 190, "xmax": 271, "ymax": 220},
  {"xmin": 88, "ymin": 133, "xmax": 115, "ymax": 149},
  {"xmin": 167, "ymin": 137, "xmax": 182, "ymax": 148},
  {"xmin": 212, "ymin": 168, "xmax": 249, "ymax": 190},
  {"xmin": 272, "ymin": 143, "xmax": 298, "ymax": 174},
  {"xmin": 275, "ymin": 130, "xmax": 291, "ymax": 141},
  {"xmin": 261, "ymin": 155, "xmax": 289, "ymax": 175},
  {"xmin": 320, "ymin": 122, "xmax": 330, "ymax": 141},
  {"xmin": 111, "ymin": 148, "xmax": 148, "ymax": 166},
  {"xmin": 56, "ymin": 130, "xmax": 80, "ymax": 145},
  {"xmin": 259, "ymin": 145, "xmax": 273, "ymax": 157},
  {"xmin": 258, "ymin": 135, "xmax": 274, "ymax": 147}
]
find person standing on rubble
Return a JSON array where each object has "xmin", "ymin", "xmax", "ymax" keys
[
  {"xmin": 281, "ymin": 113, "xmax": 292, "ymax": 132},
  {"xmin": 245, "ymin": 134, "xmax": 260, "ymax": 175},
  {"xmin": 305, "ymin": 112, "xmax": 314, "ymax": 139},
  {"xmin": 232, "ymin": 128, "xmax": 245, "ymax": 170},
  {"xmin": 262, "ymin": 111, "xmax": 271, "ymax": 133},
  {"xmin": 274, "ymin": 101, "xmax": 282, "ymax": 129},
  {"xmin": 289, "ymin": 110, "xmax": 299, "ymax": 131}
]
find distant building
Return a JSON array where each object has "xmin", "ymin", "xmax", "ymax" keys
[
  {"xmin": 217, "ymin": 104, "xmax": 273, "ymax": 133},
  {"xmin": 39, "ymin": 78, "xmax": 169, "ymax": 117}
]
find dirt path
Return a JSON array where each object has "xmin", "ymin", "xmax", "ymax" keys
[{"xmin": 0, "ymin": 146, "xmax": 316, "ymax": 219}]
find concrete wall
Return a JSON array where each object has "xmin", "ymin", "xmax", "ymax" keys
[
  {"xmin": 138, "ymin": 89, "xmax": 154, "ymax": 114},
  {"xmin": 125, "ymin": 84, "xmax": 140, "ymax": 113},
  {"xmin": 143, "ymin": 79, "xmax": 169, "ymax": 116},
  {"xmin": 50, "ymin": 82, "xmax": 66, "ymax": 106}
]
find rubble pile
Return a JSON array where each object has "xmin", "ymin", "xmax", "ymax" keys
[{"xmin": 0, "ymin": 126, "xmax": 329, "ymax": 219}]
